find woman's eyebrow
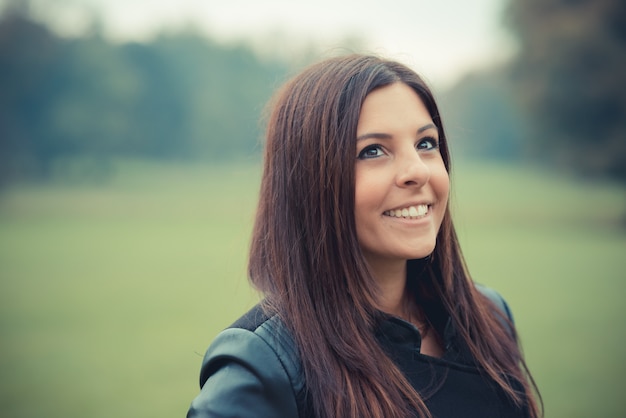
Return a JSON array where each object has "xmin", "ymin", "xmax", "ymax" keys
[
  {"xmin": 418, "ymin": 123, "xmax": 437, "ymax": 134},
  {"xmin": 356, "ymin": 123, "xmax": 438, "ymax": 142},
  {"xmin": 356, "ymin": 132, "xmax": 392, "ymax": 142}
]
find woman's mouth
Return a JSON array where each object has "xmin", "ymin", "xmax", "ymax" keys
[{"xmin": 383, "ymin": 204, "xmax": 430, "ymax": 219}]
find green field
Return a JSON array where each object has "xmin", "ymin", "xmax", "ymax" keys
[{"xmin": 0, "ymin": 159, "xmax": 624, "ymax": 417}]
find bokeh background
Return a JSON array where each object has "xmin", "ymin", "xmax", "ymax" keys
[{"xmin": 1, "ymin": 0, "xmax": 625, "ymax": 417}]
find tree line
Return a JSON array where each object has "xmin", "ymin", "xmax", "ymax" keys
[
  {"xmin": 1, "ymin": 0, "xmax": 624, "ymax": 185},
  {"xmin": 0, "ymin": 7, "xmax": 289, "ymax": 183}
]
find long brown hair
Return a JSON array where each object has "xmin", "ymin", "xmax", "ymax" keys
[{"xmin": 249, "ymin": 54, "xmax": 541, "ymax": 418}]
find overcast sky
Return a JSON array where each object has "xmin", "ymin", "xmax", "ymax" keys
[{"xmin": 20, "ymin": 0, "xmax": 516, "ymax": 89}]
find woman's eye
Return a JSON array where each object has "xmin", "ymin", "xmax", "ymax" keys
[
  {"xmin": 416, "ymin": 137, "xmax": 439, "ymax": 151},
  {"xmin": 357, "ymin": 145, "xmax": 384, "ymax": 159}
]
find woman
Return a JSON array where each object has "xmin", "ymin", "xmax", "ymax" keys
[{"xmin": 187, "ymin": 54, "xmax": 541, "ymax": 418}]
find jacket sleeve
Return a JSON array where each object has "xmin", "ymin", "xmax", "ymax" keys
[{"xmin": 186, "ymin": 328, "xmax": 299, "ymax": 418}]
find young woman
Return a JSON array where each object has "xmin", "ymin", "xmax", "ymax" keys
[{"xmin": 187, "ymin": 54, "xmax": 542, "ymax": 418}]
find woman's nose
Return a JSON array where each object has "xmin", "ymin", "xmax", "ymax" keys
[{"xmin": 395, "ymin": 149, "xmax": 430, "ymax": 188}]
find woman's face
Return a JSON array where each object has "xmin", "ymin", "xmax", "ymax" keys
[{"xmin": 354, "ymin": 82, "xmax": 449, "ymax": 275}]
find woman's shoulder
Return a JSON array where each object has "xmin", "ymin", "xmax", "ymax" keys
[
  {"xmin": 188, "ymin": 304, "xmax": 305, "ymax": 417},
  {"xmin": 200, "ymin": 304, "xmax": 303, "ymax": 389},
  {"xmin": 474, "ymin": 283, "xmax": 514, "ymax": 323},
  {"xmin": 474, "ymin": 282, "xmax": 516, "ymax": 341}
]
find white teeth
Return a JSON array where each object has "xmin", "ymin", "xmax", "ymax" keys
[{"xmin": 384, "ymin": 205, "xmax": 429, "ymax": 219}]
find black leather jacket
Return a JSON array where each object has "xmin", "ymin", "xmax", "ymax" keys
[{"xmin": 187, "ymin": 284, "xmax": 520, "ymax": 418}]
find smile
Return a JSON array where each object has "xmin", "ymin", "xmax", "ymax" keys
[{"xmin": 383, "ymin": 204, "xmax": 430, "ymax": 219}]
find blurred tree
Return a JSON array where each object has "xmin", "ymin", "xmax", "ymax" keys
[
  {"xmin": 440, "ymin": 69, "xmax": 526, "ymax": 161},
  {"xmin": 145, "ymin": 32, "xmax": 286, "ymax": 159},
  {"xmin": 50, "ymin": 35, "xmax": 140, "ymax": 158},
  {"xmin": 0, "ymin": 7, "xmax": 66, "ymax": 180},
  {"xmin": 0, "ymin": 6, "xmax": 287, "ymax": 185},
  {"xmin": 119, "ymin": 40, "xmax": 190, "ymax": 158},
  {"xmin": 505, "ymin": 0, "xmax": 626, "ymax": 181}
]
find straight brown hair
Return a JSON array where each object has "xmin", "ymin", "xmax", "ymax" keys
[{"xmin": 249, "ymin": 54, "xmax": 541, "ymax": 418}]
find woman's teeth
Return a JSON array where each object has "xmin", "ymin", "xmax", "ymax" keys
[{"xmin": 384, "ymin": 204, "xmax": 429, "ymax": 219}]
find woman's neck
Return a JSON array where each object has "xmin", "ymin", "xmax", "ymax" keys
[
  {"xmin": 367, "ymin": 258, "xmax": 410, "ymax": 318},
  {"xmin": 367, "ymin": 257, "xmax": 444, "ymax": 357}
]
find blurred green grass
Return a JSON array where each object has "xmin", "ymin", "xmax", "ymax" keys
[{"xmin": 0, "ymin": 159, "xmax": 624, "ymax": 417}]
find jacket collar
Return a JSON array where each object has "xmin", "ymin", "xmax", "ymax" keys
[{"xmin": 374, "ymin": 314, "xmax": 476, "ymax": 365}]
